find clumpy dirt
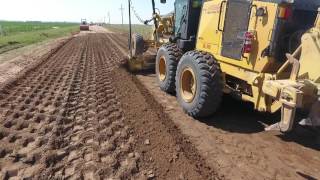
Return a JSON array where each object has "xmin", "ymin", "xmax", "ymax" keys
[
  {"xmin": 111, "ymin": 67, "xmax": 220, "ymax": 180},
  {"xmin": 0, "ymin": 32, "xmax": 219, "ymax": 179}
]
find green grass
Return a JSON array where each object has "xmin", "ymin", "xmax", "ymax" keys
[
  {"xmin": 104, "ymin": 24, "xmax": 153, "ymax": 39},
  {"xmin": 0, "ymin": 21, "xmax": 79, "ymax": 54}
]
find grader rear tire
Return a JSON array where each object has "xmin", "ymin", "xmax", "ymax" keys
[
  {"xmin": 156, "ymin": 43, "xmax": 183, "ymax": 93},
  {"xmin": 176, "ymin": 50, "xmax": 223, "ymax": 118},
  {"xmin": 132, "ymin": 34, "xmax": 144, "ymax": 57}
]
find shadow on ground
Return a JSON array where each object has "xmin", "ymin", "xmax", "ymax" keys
[
  {"xmin": 199, "ymin": 95, "xmax": 278, "ymax": 133},
  {"xmin": 199, "ymin": 95, "xmax": 320, "ymax": 150},
  {"xmin": 132, "ymin": 67, "xmax": 320, "ymax": 150}
]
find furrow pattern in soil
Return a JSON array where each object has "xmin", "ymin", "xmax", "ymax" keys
[
  {"xmin": 0, "ymin": 34, "xmax": 136, "ymax": 179},
  {"xmin": 0, "ymin": 32, "xmax": 218, "ymax": 180}
]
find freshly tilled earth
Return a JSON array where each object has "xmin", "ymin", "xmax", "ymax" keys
[
  {"xmin": 0, "ymin": 33, "xmax": 216, "ymax": 179},
  {"xmin": 1, "ymin": 28, "xmax": 319, "ymax": 180}
]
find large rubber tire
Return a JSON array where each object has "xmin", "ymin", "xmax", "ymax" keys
[
  {"xmin": 176, "ymin": 50, "xmax": 223, "ymax": 118},
  {"xmin": 132, "ymin": 33, "xmax": 144, "ymax": 57},
  {"xmin": 156, "ymin": 43, "xmax": 183, "ymax": 93}
]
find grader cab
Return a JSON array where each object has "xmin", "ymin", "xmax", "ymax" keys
[{"xmin": 154, "ymin": 0, "xmax": 320, "ymax": 132}]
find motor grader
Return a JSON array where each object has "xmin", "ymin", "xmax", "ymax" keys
[
  {"xmin": 150, "ymin": 0, "xmax": 320, "ymax": 132},
  {"xmin": 128, "ymin": 0, "xmax": 175, "ymax": 71}
]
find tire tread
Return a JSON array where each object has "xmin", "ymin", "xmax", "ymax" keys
[
  {"xmin": 176, "ymin": 50, "xmax": 223, "ymax": 118},
  {"xmin": 157, "ymin": 43, "xmax": 183, "ymax": 93}
]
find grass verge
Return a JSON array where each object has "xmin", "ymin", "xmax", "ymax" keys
[{"xmin": 0, "ymin": 21, "xmax": 78, "ymax": 54}]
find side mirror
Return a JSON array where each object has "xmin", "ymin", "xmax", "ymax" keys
[{"xmin": 161, "ymin": 0, "xmax": 166, "ymax": 3}]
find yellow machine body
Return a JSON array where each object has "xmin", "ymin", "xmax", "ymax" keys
[
  {"xmin": 298, "ymin": 28, "xmax": 320, "ymax": 83},
  {"xmin": 197, "ymin": 0, "xmax": 280, "ymax": 73},
  {"xmin": 195, "ymin": 0, "xmax": 320, "ymax": 131}
]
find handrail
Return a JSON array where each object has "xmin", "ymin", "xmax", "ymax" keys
[{"xmin": 218, "ymin": 0, "xmax": 227, "ymax": 32}]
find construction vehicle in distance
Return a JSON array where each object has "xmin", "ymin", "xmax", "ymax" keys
[
  {"xmin": 80, "ymin": 19, "xmax": 89, "ymax": 31},
  {"xmin": 152, "ymin": 0, "xmax": 320, "ymax": 132}
]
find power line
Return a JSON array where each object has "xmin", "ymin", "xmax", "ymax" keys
[{"xmin": 129, "ymin": 0, "xmax": 146, "ymax": 24}]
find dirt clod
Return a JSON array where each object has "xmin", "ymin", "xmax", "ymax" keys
[{"xmin": 144, "ymin": 139, "xmax": 150, "ymax": 145}]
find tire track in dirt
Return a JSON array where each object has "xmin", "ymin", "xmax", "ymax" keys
[
  {"xmin": 39, "ymin": 34, "xmax": 138, "ymax": 179},
  {"xmin": 0, "ymin": 34, "xmax": 138, "ymax": 179},
  {"xmin": 0, "ymin": 32, "xmax": 219, "ymax": 179},
  {"xmin": 0, "ymin": 36, "xmax": 85, "ymax": 179}
]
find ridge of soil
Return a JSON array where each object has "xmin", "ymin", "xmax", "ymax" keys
[{"xmin": 111, "ymin": 67, "xmax": 222, "ymax": 179}]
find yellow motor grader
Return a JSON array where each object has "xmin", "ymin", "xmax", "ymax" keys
[
  {"xmin": 152, "ymin": 0, "xmax": 320, "ymax": 132},
  {"xmin": 127, "ymin": 0, "xmax": 175, "ymax": 71}
]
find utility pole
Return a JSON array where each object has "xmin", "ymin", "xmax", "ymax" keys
[
  {"xmin": 128, "ymin": 0, "xmax": 132, "ymax": 57},
  {"xmin": 0, "ymin": 25, "xmax": 3, "ymax": 36},
  {"xmin": 119, "ymin": 4, "xmax": 124, "ymax": 25},
  {"xmin": 108, "ymin": 11, "xmax": 111, "ymax": 24}
]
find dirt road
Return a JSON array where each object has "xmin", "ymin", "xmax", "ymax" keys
[
  {"xmin": 0, "ymin": 33, "xmax": 217, "ymax": 179},
  {"xmin": 0, "ymin": 28, "xmax": 319, "ymax": 180}
]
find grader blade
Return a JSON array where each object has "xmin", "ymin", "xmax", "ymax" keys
[
  {"xmin": 126, "ymin": 52, "xmax": 156, "ymax": 72},
  {"xmin": 127, "ymin": 56, "xmax": 144, "ymax": 72}
]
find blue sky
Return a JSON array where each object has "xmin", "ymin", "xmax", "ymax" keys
[{"xmin": 0, "ymin": 0, "xmax": 174, "ymax": 24}]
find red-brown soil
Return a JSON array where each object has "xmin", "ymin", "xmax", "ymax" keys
[
  {"xmin": 0, "ymin": 33, "xmax": 218, "ymax": 179},
  {"xmin": 0, "ymin": 28, "xmax": 319, "ymax": 180}
]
